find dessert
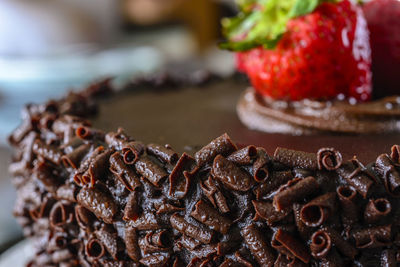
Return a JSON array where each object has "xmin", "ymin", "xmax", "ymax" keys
[
  {"xmin": 221, "ymin": 0, "xmax": 400, "ymax": 134},
  {"xmin": 8, "ymin": 79, "xmax": 400, "ymax": 266}
]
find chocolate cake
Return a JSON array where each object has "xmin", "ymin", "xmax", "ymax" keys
[{"xmin": 8, "ymin": 77, "xmax": 400, "ymax": 266}]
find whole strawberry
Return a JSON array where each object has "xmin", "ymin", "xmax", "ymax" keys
[
  {"xmin": 363, "ymin": 0, "xmax": 400, "ymax": 97},
  {"xmin": 221, "ymin": 0, "xmax": 372, "ymax": 101}
]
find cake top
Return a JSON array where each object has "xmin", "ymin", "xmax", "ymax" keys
[{"xmin": 8, "ymin": 79, "xmax": 400, "ymax": 266}]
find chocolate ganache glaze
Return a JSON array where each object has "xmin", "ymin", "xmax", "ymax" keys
[
  {"xmin": 238, "ymin": 87, "xmax": 400, "ymax": 135},
  {"xmin": 8, "ymin": 76, "xmax": 400, "ymax": 266}
]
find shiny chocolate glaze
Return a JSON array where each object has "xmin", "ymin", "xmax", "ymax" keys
[{"xmin": 94, "ymin": 77, "xmax": 400, "ymax": 164}]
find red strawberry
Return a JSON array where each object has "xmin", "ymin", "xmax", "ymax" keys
[
  {"xmin": 222, "ymin": 0, "xmax": 372, "ymax": 101},
  {"xmin": 363, "ymin": 0, "xmax": 400, "ymax": 97}
]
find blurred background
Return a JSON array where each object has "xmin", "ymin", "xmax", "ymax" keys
[{"xmin": 0, "ymin": 0, "xmax": 237, "ymax": 257}]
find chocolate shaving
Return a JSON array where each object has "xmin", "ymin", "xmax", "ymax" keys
[
  {"xmin": 122, "ymin": 141, "xmax": 145, "ymax": 165},
  {"xmin": 300, "ymin": 192, "xmax": 337, "ymax": 227},
  {"xmin": 147, "ymin": 143, "xmax": 178, "ymax": 165},
  {"xmin": 135, "ymin": 155, "xmax": 168, "ymax": 187},
  {"xmin": 109, "ymin": 152, "xmax": 141, "ymax": 191},
  {"xmin": 376, "ymin": 154, "xmax": 400, "ymax": 197},
  {"xmin": 170, "ymin": 213, "xmax": 213, "ymax": 244},
  {"xmin": 274, "ymin": 147, "xmax": 318, "ymax": 170},
  {"xmin": 241, "ymin": 224, "xmax": 275, "ymax": 267},
  {"xmin": 317, "ymin": 148, "xmax": 342, "ymax": 171},
  {"xmin": 337, "ymin": 158, "xmax": 375, "ymax": 198},
  {"xmin": 200, "ymin": 176, "xmax": 229, "ymax": 213},
  {"xmin": 227, "ymin": 145, "xmax": 258, "ymax": 166},
  {"xmin": 190, "ymin": 200, "xmax": 232, "ymax": 234},
  {"xmin": 169, "ymin": 153, "xmax": 195, "ymax": 199},
  {"xmin": 195, "ymin": 133, "xmax": 237, "ymax": 166},
  {"xmin": 77, "ymin": 187, "xmax": 117, "ymax": 224},
  {"xmin": 273, "ymin": 176, "xmax": 319, "ymax": 211},
  {"xmin": 212, "ymin": 155, "xmax": 254, "ymax": 192}
]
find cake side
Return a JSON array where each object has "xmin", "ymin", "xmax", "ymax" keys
[{"xmin": 8, "ymin": 80, "xmax": 400, "ymax": 266}]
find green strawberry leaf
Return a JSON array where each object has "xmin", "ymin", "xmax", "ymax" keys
[{"xmin": 220, "ymin": 0, "xmax": 339, "ymax": 51}]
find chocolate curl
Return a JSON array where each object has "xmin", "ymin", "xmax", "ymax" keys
[
  {"xmin": 254, "ymin": 171, "xmax": 294, "ymax": 200},
  {"xmin": 109, "ymin": 152, "xmax": 141, "ymax": 191},
  {"xmin": 122, "ymin": 141, "xmax": 145, "ymax": 165},
  {"xmin": 317, "ymin": 148, "xmax": 342, "ymax": 171},
  {"xmin": 32, "ymin": 140, "xmax": 62, "ymax": 164},
  {"xmin": 81, "ymin": 149, "xmax": 113, "ymax": 187},
  {"xmin": 252, "ymin": 200, "xmax": 289, "ymax": 226},
  {"xmin": 323, "ymin": 227, "xmax": 358, "ymax": 259},
  {"xmin": 123, "ymin": 191, "xmax": 140, "ymax": 221},
  {"xmin": 293, "ymin": 203, "xmax": 312, "ymax": 241},
  {"xmin": 56, "ymin": 184, "xmax": 77, "ymax": 203},
  {"xmin": 52, "ymin": 249, "xmax": 74, "ymax": 263},
  {"xmin": 129, "ymin": 212, "xmax": 160, "ymax": 230},
  {"xmin": 8, "ymin": 113, "xmax": 36, "ymax": 145},
  {"xmin": 170, "ymin": 213, "xmax": 213, "ymax": 244},
  {"xmin": 234, "ymin": 251, "xmax": 253, "ymax": 267},
  {"xmin": 94, "ymin": 225, "xmax": 121, "ymax": 260},
  {"xmin": 176, "ymin": 235, "xmax": 202, "ymax": 250},
  {"xmin": 172, "ymin": 257, "xmax": 185, "ymax": 267},
  {"xmin": 381, "ymin": 249, "xmax": 397, "ymax": 267},
  {"xmin": 49, "ymin": 202, "xmax": 74, "ymax": 228},
  {"xmin": 364, "ymin": 198, "xmax": 391, "ymax": 223},
  {"xmin": 76, "ymin": 126, "xmax": 104, "ymax": 140},
  {"xmin": 274, "ymin": 147, "xmax": 318, "ymax": 170},
  {"xmin": 376, "ymin": 154, "xmax": 400, "ymax": 197},
  {"xmin": 336, "ymin": 185, "xmax": 359, "ymax": 225},
  {"xmin": 195, "ymin": 133, "xmax": 237, "ymax": 167},
  {"xmin": 241, "ymin": 224, "xmax": 275, "ymax": 267},
  {"xmin": 227, "ymin": 145, "xmax": 258, "ymax": 166},
  {"xmin": 105, "ymin": 128, "xmax": 131, "ymax": 150},
  {"xmin": 169, "ymin": 153, "xmax": 196, "ymax": 199},
  {"xmin": 77, "ymin": 187, "xmax": 117, "ymax": 224},
  {"xmin": 310, "ymin": 230, "xmax": 331, "ymax": 259},
  {"xmin": 147, "ymin": 143, "xmax": 178, "ymax": 165},
  {"xmin": 139, "ymin": 254, "xmax": 169, "ymax": 267},
  {"xmin": 52, "ymin": 114, "xmax": 89, "ymax": 134},
  {"xmin": 49, "ymin": 233, "xmax": 68, "ymax": 251},
  {"xmin": 191, "ymin": 200, "xmax": 232, "ymax": 234},
  {"xmin": 219, "ymin": 258, "xmax": 244, "ymax": 267},
  {"xmin": 273, "ymin": 254, "xmax": 307, "ymax": 267},
  {"xmin": 273, "ymin": 176, "xmax": 319, "ymax": 212},
  {"xmin": 38, "ymin": 113, "xmax": 57, "ymax": 130},
  {"xmin": 125, "ymin": 227, "xmax": 141, "ymax": 261},
  {"xmin": 61, "ymin": 143, "xmax": 91, "ymax": 169},
  {"xmin": 390, "ymin": 145, "xmax": 400, "ymax": 165},
  {"xmin": 200, "ymin": 176, "xmax": 229, "ymax": 214},
  {"xmin": 190, "ymin": 244, "xmax": 218, "ymax": 259},
  {"xmin": 252, "ymin": 148, "xmax": 270, "ymax": 183},
  {"xmin": 75, "ymin": 205, "xmax": 95, "ymax": 231},
  {"xmin": 138, "ymin": 230, "xmax": 170, "ymax": 254},
  {"xmin": 155, "ymin": 202, "xmax": 184, "ymax": 214},
  {"xmin": 32, "ymin": 160, "xmax": 61, "ymax": 193},
  {"xmin": 300, "ymin": 192, "xmax": 337, "ymax": 227},
  {"xmin": 135, "ymin": 155, "xmax": 168, "ymax": 187},
  {"xmin": 86, "ymin": 238, "xmax": 105, "ymax": 260},
  {"xmin": 73, "ymin": 146, "xmax": 104, "ymax": 186},
  {"xmin": 273, "ymin": 229, "xmax": 310, "ymax": 263},
  {"xmin": 29, "ymin": 197, "xmax": 54, "ymax": 221},
  {"xmin": 337, "ymin": 158, "xmax": 375, "ymax": 198},
  {"xmin": 212, "ymin": 155, "xmax": 254, "ymax": 192},
  {"xmin": 352, "ymin": 225, "xmax": 392, "ymax": 248}
]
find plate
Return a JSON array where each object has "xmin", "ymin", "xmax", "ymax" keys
[{"xmin": 0, "ymin": 240, "xmax": 33, "ymax": 267}]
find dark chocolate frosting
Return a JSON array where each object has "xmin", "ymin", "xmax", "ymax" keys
[{"xmin": 238, "ymin": 87, "xmax": 400, "ymax": 134}]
